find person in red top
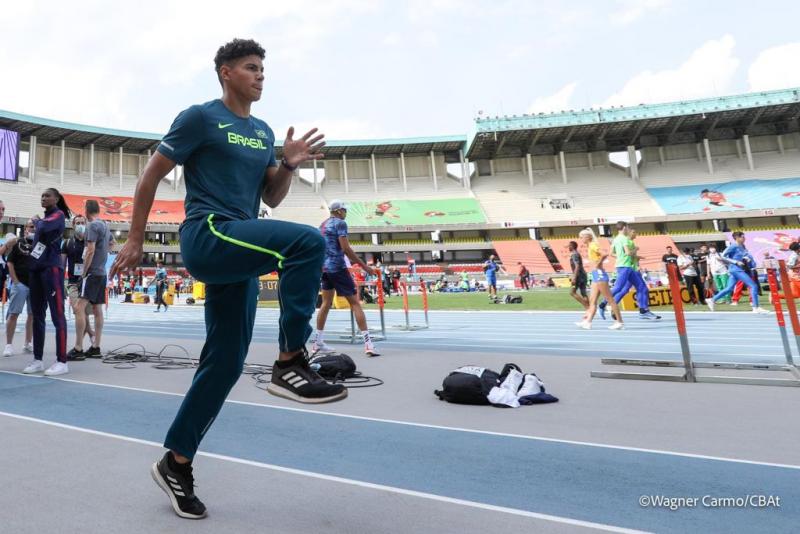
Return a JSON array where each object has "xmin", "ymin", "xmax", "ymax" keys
[{"xmin": 517, "ymin": 262, "xmax": 530, "ymax": 290}]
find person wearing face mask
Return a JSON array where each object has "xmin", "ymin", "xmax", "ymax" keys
[
  {"xmin": 3, "ymin": 220, "xmax": 35, "ymax": 357},
  {"xmin": 22, "ymin": 188, "xmax": 72, "ymax": 376},
  {"xmin": 706, "ymin": 244, "xmax": 730, "ymax": 304},
  {"xmin": 62, "ymin": 214, "xmax": 96, "ymax": 360}
]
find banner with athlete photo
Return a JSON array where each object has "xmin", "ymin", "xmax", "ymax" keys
[
  {"xmin": 724, "ymin": 229, "xmax": 800, "ymax": 264},
  {"xmin": 62, "ymin": 194, "xmax": 185, "ymax": 223},
  {"xmin": 646, "ymin": 177, "xmax": 800, "ymax": 214},
  {"xmin": 345, "ymin": 198, "xmax": 486, "ymax": 227}
]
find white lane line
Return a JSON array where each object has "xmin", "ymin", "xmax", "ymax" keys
[
  {"xmin": 2, "ymin": 370, "xmax": 797, "ymax": 471},
  {"xmin": 0, "ymin": 410, "xmax": 646, "ymax": 534}
]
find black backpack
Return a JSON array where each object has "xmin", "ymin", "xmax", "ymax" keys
[
  {"xmin": 435, "ymin": 366, "xmax": 501, "ymax": 405},
  {"xmin": 308, "ymin": 352, "xmax": 357, "ymax": 380}
]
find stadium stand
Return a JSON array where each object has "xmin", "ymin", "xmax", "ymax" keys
[{"xmin": 492, "ymin": 240, "xmax": 554, "ymax": 273}]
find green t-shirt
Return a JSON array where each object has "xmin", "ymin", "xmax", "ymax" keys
[
  {"xmin": 612, "ymin": 234, "xmax": 635, "ymax": 268},
  {"xmin": 158, "ymin": 99, "xmax": 278, "ymax": 222}
]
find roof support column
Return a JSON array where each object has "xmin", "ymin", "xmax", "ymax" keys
[
  {"xmin": 703, "ymin": 138, "xmax": 713, "ymax": 174},
  {"xmin": 627, "ymin": 145, "xmax": 638, "ymax": 180},
  {"xmin": 29, "ymin": 135, "xmax": 37, "ymax": 182},
  {"xmin": 489, "ymin": 159, "xmax": 495, "ymax": 176},
  {"xmin": 743, "ymin": 134, "xmax": 754, "ymax": 171},
  {"xmin": 312, "ymin": 159, "xmax": 319, "ymax": 192},
  {"xmin": 459, "ymin": 149, "xmax": 468, "ymax": 189},
  {"xmin": 400, "ymin": 152, "xmax": 407, "ymax": 192},
  {"xmin": 108, "ymin": 149, "xmax": 113, "ymax": 176},
  {"xmin": 430, "ymin": 150, "xmax": 438, "ymax": 192},
  {"xmin": 342, "ymin": 154, "xmax": 349, "ymax": 193},
  {"xmin": 119, "ymin": 146, "xmax": 124, "ymax": 188},
  {"xmin": 559, "ymin": 151, "xmax": 567, "ymax": 184},
  {"xmin": 777, "ymin": 134, "xmax": 785, "ymax": 155},
  {"xmin": 735, "ymin": 139, "xmax": 743, "ymax": 159},
  {"xmin": 526, "ymin": 153, "xmax": 534, "ymax": 188},
  {"xmin": 47, "ymin": 144, "xmax": 53, "ymax": 172},
  {"xmin": 59, "ymin": 140, "xmax": 65, "ymax": 186},
  {"xmin": 370, "ymin": 153, "xmax": 378, "ymax": 193},
  {"xmin": 587, "ymin": 152, "xmax": 594, "ymax": 171},
  {"xmin": 658, "ymin": 146, "xmax": 665, "ymax": 165},
  {"xmin": 89, "ymin": 143, "xmax": 95, "ymax": 187},
  {"xmin": 695, "ymin": 143, "xmax": 703, "ymax": 162},
  {"xmin": 173, "ymin": 167, "xmax": 179, "ymax": 191}
]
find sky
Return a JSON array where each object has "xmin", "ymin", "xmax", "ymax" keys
[{"xmin": 2, "ymin": 0, "xmax": 800, "ymax": 142}]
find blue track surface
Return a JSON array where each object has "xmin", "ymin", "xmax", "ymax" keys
[
  {"xmin": 0, "ymin": 372, "xmax": 797, "ymax": 533},
  {"xmin": 94, "ymin": 304, "xmax": 792, "ymax": 364}
]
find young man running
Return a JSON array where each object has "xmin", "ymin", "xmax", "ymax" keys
[
  {"xmin": 111, "ymin": 38, "xmax": 345, "ymax": 520},
  {"xmin": 567, "ymin": 240, "xmax": 589, "ymax": 313},
  {"xmin": 707, "ymin": 231, "xmax": 770, "ymax": 314},
  {"xmin": 599, "ymin": 222, "xmax": 661, "ymax": 320},
  {"xmin": 312, "ymin": 201, "xmax": 379, "ymax": 356}
]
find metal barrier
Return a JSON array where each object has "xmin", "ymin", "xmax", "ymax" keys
[
  {"xmin": 395, "ymin": 279, "xmax": 430, "ymax": 331},
  {"xmin": 592, "ymin": 262, "xmax": 800, "ymax": 387}
]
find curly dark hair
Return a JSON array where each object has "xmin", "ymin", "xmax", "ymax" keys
[{"xmin": 214, "ymin": 38, "xmax": 265, "ymax": 85}]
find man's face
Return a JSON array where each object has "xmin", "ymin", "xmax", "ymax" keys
[
  {"xmin": 700, "ymin": 245, "xmax": 708, "ymax": 253},
  {"xmin": 336, "ymin": 208, "xmax": 347, "ymax": 220},
  {"xmin": 736, "ymin": 235, "xmax": 746, "ymax": 245},
  {"xmin": 667, "ymin": 247, "xmax": 672, "ymax": 254},
  {"xmin": 221, "ymin": 55, "xmax": 264, "ymax": 102}
]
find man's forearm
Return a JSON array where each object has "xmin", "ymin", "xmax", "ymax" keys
[
  {"xmin": 129, "ymin": 176, "xmax": 160, "ymax": 242},
  {"xmin": 84, "ymin": 251, "xmax": 95, "ymax": 270},
  {"xmin": 262, "ymin": 165, "xmax": 293, "ymax": 208},
  {"xmin": 344, "ymin": 248, "xmax": 366, "ymax": 268}
]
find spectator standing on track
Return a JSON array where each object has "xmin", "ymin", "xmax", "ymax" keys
[
  {"xmin": 694, "ymin": 244, "xmax": 709, "ymax": 297},
  {"xmin": 63, "ymin": 214, "xmax": 96, "ymax": 361},
  {"xmin": 678, "ymin": 247, "xmax": 705, "ymax": 305},
  {"xmin": 707, "ymin": 231, "xmax": 770, "ymax": 314},
  {"xmin": 153, "ymin": 261, "xmax": 169, "ymax": 312},
  {"xmin": 73, "ymin": 199, "xmax": 110, "ymax": 358},
  {"xmin": 517, "ymin": 262, "xmax": 530, "ymax": 290},
  {"xmin": 391, "ymin": 266, "xmax": 401, "ymax": 294},
  {"xmin": 706, "ymin": 245, "xmax": 730, "ymax": 304},
  {"xmin": 4, "ymin": 219, "xmax": 34, "ymax": 357},
  {"xmin": 312, "ymin": 200, "xmax": 379, "ymax": 357},
  {"xmin": 23, "ymin": 188, "xmax": 71, "ymax": 376}
]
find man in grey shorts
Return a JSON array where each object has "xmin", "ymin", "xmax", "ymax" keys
[
  {"xmin": 3, "ymin": 220, "xmax": 34, "ymax": 357},
  {"xmin": 75, "ymin": 200, "xmax": 110, "ymax": 358}
]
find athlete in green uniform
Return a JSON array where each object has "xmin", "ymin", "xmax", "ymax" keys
[{"xmin": 111, "ymin": 38, "xmax": 345, "ymax": 519}]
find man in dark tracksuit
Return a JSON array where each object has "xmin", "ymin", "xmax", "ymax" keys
[{"xmin": 110, "ymin": 38, "xmax": 345, "ymax": 520}]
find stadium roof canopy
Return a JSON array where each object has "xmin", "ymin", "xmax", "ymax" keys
[
  {"xmin": 467, "ymin": 87, "xmax": 800, "ymax": 160},
  {"xmin": 2, "ymin": 88, "xmax": 799, "ymax": 161},
  {"xmin": 0, "ymin": 108, "xmax": 467, "ymax": 160}
]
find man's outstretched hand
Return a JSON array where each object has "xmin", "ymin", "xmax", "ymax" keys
[
  {"xmin": 110, "ymin": 239, "xmax": 143, "ymax": 278},
  {"xmin": 282, "ymin": 127, "xmax": 325, "ymax": 167}
]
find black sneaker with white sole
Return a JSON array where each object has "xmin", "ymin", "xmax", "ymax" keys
[
  {"xmin": 267, "ymin": 351, "xmax": 348, "ymax": 404},
  {"xmin": 151, "ymin": 451, "xmax": 207, "ymax": 519},
  {"xmin": 84, "ymin": 346, "xmax": 102, "ymax": 359}
]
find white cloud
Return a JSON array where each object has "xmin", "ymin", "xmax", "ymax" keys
[
  {"xmin": 748, "ymin": 42, "xmax": 800, "ymax": 91},
  {"xmin": 527, "ymin": 82, "xmax": 578, "ymax": 114},
  {"xmin": 600, "ymin": 34, "xmax": 739, "ymax": 107},
  {"xmin": 611, "ymin": 0, "xmax": 670, "ymax": 25}
]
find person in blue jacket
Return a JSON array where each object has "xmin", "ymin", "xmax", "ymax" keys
[
  {"xmin": 22, "ymin": 188, "xmax": 72, "ymax": 376},
  {"xmin": 707, "ymin": 231, "xmax": 770, "ymax": 314}
]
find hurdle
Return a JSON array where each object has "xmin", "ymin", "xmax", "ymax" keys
[
  {"xmin": 592, "ymin": 262, "xmax": 800, "ymax": 386},
  {"xmin": 330, "ymin": 278, "xmax": 387, "ymax": 344},
  {"xmin": 394, "ymin": 279, "xmax": 430, "ymax": 331}
]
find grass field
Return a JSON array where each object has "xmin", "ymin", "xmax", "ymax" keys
[{"xmin": 259, "ymin": 288, "xmax": 777, "ymax": 312}]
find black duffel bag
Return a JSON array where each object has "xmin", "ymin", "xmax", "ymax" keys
[{"xmin": 434, "ymin": 366, "xmax": 501, "ymax": 405}]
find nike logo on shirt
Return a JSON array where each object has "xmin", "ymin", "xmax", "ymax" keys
[{"xmin": 218, "ymin": 122, "xmax": 234, "ymax": 129}]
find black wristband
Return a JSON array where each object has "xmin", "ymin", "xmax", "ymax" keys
[{"xmin": 281, "ymin": 156, "xmax": 297, "ymax": 171}]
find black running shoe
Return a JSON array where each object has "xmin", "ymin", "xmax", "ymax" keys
[
  {"xmin": 67, "ymin": 348, "xmax": 85, "ymax": 361},
  {"xmin": 151, "ymin": 452, "xmax": 207, "ymax": 519},
  {"xmin": 268, "ymin": 352, "xmax": 348, "ymax": 404},
  {"xmin": 85, "ymin": 346, "xmax": 102, "ymax": 359}
]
